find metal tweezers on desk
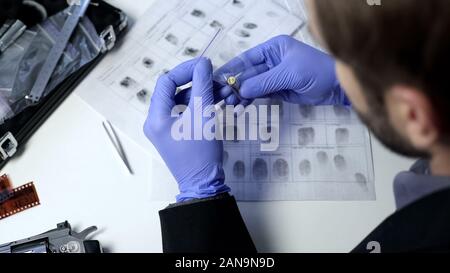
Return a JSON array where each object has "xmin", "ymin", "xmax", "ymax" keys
[{"xmin": 102, "ymin": 121, "xmax": 133, "ymax": 175}]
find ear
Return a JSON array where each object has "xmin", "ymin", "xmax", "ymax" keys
[{"xmin": 386, "ymin": 86, "xmax": 439, "ymax": 150}]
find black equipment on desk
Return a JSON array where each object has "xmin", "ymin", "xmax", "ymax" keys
[
  {"xmin": 0, "ymin": 221, "xmax": 102, "ymax": 253},
  {"xmin": 0, "ymin": 0, "xmax": 128, "ymax": 169}
]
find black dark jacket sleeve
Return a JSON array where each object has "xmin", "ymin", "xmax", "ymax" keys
[
  {"xmin": 159, "ymin": 194, "xmax": 257, "ymax": 253},
  {"xmin": 352, "ymin": 189, "xmax": 450, "ymax": 253},
  {"xmin": 160, "ymin": 187, "xmax": 450, "ymax": 253}
]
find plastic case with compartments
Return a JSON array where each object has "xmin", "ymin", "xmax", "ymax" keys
[{"xmin": 0, "ymin": 0, "xmax": 128, "ymax": 169}]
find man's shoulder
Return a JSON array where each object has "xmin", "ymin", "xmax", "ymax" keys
[{"xmin": 353, "ymin": 188, "xmax": 450, "ymax": 253}]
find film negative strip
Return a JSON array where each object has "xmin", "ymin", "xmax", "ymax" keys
[
  {"xmin": 0, "ymin": 182, "xmax": 40, "ymax": 220},
  {"xmin": 0, "ymin": 174, "xmax": 13, "ymax": 203}
]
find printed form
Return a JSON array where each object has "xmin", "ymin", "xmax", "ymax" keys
[{"xmin": 77, "ymin": 0, "xmax": 375, "ymax": 201}]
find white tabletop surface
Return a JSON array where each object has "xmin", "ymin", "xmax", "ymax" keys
[{"xmin": 0, "ymin": 0, "xmax": 415, "ymax": 253}]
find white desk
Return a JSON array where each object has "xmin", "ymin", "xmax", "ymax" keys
[{"xmin": 0, "ymin": 0, "xmax": 415, "ymax": 253}]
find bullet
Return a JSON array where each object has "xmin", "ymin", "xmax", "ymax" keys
[{"xmin": 227, "ymin": 76, "xmax": 238, "ymax": 87}]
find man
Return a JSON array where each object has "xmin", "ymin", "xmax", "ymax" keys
[{"xmin": 144, "ymin": 0, "xmax": 450, "ymax": 253}]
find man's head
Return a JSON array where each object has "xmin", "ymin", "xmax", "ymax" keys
[{"xmin": 306, "ymin": 0, "xmax": 450, "ymax": 158}]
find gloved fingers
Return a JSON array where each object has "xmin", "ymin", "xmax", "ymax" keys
[
  {"xmin": 213, "ymin": 81, "xmax": 230, "ymax": 104},
  {"xmin": 189, "ymin": 57, "xmax": 215, "ymax": 108},
  {"xmin": 222, "ymin": 89, "xmax": 252, "ymax": 107},
  {"xmin": 270, "ymin": 91, "xmax": 296, "ymax": 103},
  {"xmin": 150, "ymin": 59, "xmax": 198, "ymax": 116},
  {"xmin": 238, "ymin": 98, "xmax": 254, "ymax": 109},
  {"xmin": 174, "ymin": 80, "xmax": 230, "ymax": 106},
  {"xmin": 237, "ymin": 63, "xmax": 270, "ymax": 81},
  {"xmin": 224, "ymin": 93, "xmax": 241, "ymax": 106},
  {"xmin": 215, "ymin": 63, "xmax": 269, "ymax": 103},
  {"xmin": 238, "ymin": 41, "xmax": 278, "ymax": 66},
  {"xmin": 215, "ymin": 35, "xmax": 289, "ymax": 78},
  {"xmin": 174, "ymin": 87, "xmax": 192, "ymax": 106},
  {"xmin": 213, "ymin": 58, "xmax": 242, "ymax": 77},
  {"xmin": 239, "ymin": 64, "xmax": 293, "ymax": 99},
  {"xmin": 214, "ymin": 85, "xmax": 232, "ymax": 103},
  {"xmin": 236, "ymin": 37, "xmax": 283, "ymax": 68},
  {"xmin": 163, "ymin": 58, "xmax": 199, "ymax": 88}
]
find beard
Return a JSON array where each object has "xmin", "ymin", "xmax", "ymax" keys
[{"xmin": 354, "ymin": 106, "xmax": 430, "ymax": 159}]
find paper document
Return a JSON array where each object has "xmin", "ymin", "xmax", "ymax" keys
[
  {"xmin": 77, "ymin": 0, "xmax": 376, "ymax": 201},
  {"xmin": 223, "ymin": 101, "xmax": 375, "ymax": 201}
]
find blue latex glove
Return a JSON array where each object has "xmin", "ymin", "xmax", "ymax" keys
[
  {"xmin": 144, "ymin": 58, "xmax": 230, "ymax": 203},
  {"xmin": 215, "ymin": 35, "xmax": 350, "ymax": 106}
]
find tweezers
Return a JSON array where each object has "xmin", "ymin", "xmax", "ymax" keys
[{"xmin": 102, "ymin": 121, "xmax": 133, "ymax": 175}]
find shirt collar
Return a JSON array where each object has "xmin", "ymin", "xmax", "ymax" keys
[{"xmin": 394, "ymin": 159, "xmax": 450, "ymax": 210}]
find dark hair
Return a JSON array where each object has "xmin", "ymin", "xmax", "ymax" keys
[{"xmin": 314, "ymin": 0, "xmax": 450, "ymax": 138}]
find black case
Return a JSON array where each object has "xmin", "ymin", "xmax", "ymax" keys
[{"xmin": 0, "ymin": 1, "xmax": 128, "ymax": 169}]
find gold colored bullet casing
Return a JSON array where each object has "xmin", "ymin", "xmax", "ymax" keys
[
  {"xmin": 225, "ymin": 75, "xmax": 244, "ymax": 100},
  {"xmin": 227, "ymin": 76, "xmax": 237, "ymax": 86}
]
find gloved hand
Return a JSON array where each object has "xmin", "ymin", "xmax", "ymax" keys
[
  {"xmin": 144, "ymin": 58, "xmax": 230, "ymax": 203},
  {"xmin": 215, "ymin": 35, "xmax": 349, "ymax": 106}
]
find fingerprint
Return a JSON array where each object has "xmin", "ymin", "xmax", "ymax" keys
[
  {"xmin": 210, "ymin": 20, "xmax": 224, "ymax": 29},
  {"xmin": 316, "ymin": 151, "xmax": 329, "ymax": 164},
  {"xmin": 334, "ymin": 155, "xmax": 347, "ymax": 171},
  {"xmin": 136, "ymin": 89, "xmax": 149, "ymax": 103},
  {"xmin": 120, "ymin": 76, "xmax": 136, "ymax": 88},
  {"xmin": 299, "ymin": 105, "xmax": 314, "ymax": 119},
  {"xmin": 298, "ymin": 127, "xmax": 315, "ymax": 145},
  {"xmin": 243, "ymin": 22, "xmax": 258, "ymax": 29},
  {"xmin": 233, "ymin": 161, "xmax": 246, "ymax": 179},
  {"xmin": 184, "ymin": 47, "xmax": 200, "ymax": 57},
  {"xmin": 142, "ymin": 57, "xmax": 154, "ymax": 69},
  {"xmin": 273, "ymin": 159, "xmax": 289, "ymax": 179},
  {"xmin": 355, "ymin": 173, "xmax": 368, "ymax": 191},
  {"xmin": 299, "ymin": 160, "xmax": 312, "ymax": 176},
  {"xmin": 355, "ymin": 173, "xmax": 367, "ymax": 184},
  {"xmin": 232, "ymin": 0, "xmax": 244, "ymax": 8},
  {"xmin": 333, "ymin": 106, "xmax": 351, "ymax": 118},
  {"xmin": 235, "ymin": 29, "xmax": 251, "ymax": 38},
  {"xmin": 120, "ymin": 78, "xmax": 130, "ymax": 88},
  {"xmin": 191, "ymin": 9, "xmax": 206, "ymax": 18},
  {"xmin": 335, "ymin": 128, "xmax": 350, "ymax": 144},
  {"xmin": 165, "ymin": 34, "xmax": 178, "ymax": 46},
  {"xmin": 253, "ymin": 158, "xmax": 268, "ymax": 180},
  {"xmin": 223, "ymin": 151, "xmax": 229, "ymax": 166}
]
